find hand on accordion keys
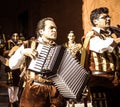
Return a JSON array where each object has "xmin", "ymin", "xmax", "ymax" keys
[{"xmin": 20, "ymin": 48, "xmax": 38, "ymax": 59}]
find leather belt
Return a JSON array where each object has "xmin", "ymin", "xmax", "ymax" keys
[
  {"xmin": 33, "ymin": 81, "xmax": 53, "ymax": 85},
  {"xmin": 91, "ymin": 71, "xmax": 115, "ymax": 80},
  {"xmin": 91, "ymin": 71, "xmax": 115, "ymax": 75},
  {"xmin": 28, "ymin": 71, "xmax": 52, "ymax": 84}
]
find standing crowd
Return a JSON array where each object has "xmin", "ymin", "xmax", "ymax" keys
[{"xmin": 0, "ymin": 7, "xmax": 120, "ymax": 107}]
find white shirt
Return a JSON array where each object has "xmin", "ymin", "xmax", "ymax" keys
[
  {"xmin": 9, "ymin": 37, "xmax": 43, "ymax": 70},
  {"xmin": 89, "ymin": 27, "xmax": 115, "ymax": 53}
]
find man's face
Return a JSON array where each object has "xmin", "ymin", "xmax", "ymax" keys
[
  {"xmin": 94, "ymin": 13, "xmax": 111, "ymax": 29},
  {"xmin": 41, "ymin": 20, "xmax": 57, "ymax": 41}
]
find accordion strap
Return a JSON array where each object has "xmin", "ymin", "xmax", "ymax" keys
[
  {"xmin": 20, "ymin": 40, "xmax": 39, "ymax": 78},
  {"xmin": 23, "ymin": 40, "xmax": 39, "ymax": 48}
]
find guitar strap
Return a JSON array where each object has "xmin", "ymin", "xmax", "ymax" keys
[
  {"xmin": 80, "ymin": 31, "xmax": 94, "ymax": 67},
  {"xmin": 79, "ymin": 31, "xmax": 94, "ymax": 107}
]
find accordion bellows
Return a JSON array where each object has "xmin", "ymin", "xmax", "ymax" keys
[{"xmin": 28, "ymin": 45, "xmax": 89, "ymax": 100}]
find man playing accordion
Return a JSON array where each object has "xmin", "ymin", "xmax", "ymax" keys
[{"xmin": 9, "ymin": 17, "xmax": 67, "ymax": 107}]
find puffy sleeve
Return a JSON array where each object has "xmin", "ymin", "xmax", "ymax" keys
[
  {"xmin": 90, "ymin": 36, "xmax": 115, "ymax": 53},
  {"xmin": 9, "ymin": 45, "xmax": 26, "ymax": 70}
]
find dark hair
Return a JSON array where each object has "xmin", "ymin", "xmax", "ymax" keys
[
  {"xmin": 36, "ymin": 17, "xmax": 54, "ymax": 37},
  {"xmin": 90, "ymin": 7, "xmax": 109, "ymax": 26},
  {"xmin": 69, "ymin": 30, "xmax": 74, "ymax": 34}
]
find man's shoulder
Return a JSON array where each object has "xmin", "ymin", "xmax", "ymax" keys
[
  {"xmin": 23, "ymin": 40, "xmax": 40, "ymax": 48},
  {"xmin": 86, "ymin": 30, "xmax": 95, "ymax": 38}
]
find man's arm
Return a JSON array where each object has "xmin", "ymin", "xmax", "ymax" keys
[
  {"xmin": 9, "ymin": 44, "xmax": 38, "ymax": 70},
  {"xmin": 9, "ymin": 45, "xmax": 26, "ymax": 70},
  {"xmin": 90, "ymin": 36, "xmax": 116, "ymax": 53}
]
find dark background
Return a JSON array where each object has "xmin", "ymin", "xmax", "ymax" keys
[{"xmin": 0, "ymin": 0, "xmax": 84, "ymax": 44}]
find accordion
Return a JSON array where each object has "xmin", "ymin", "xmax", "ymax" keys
[{"xmin": 28, "ymin": 44, "xmax": 89, "ymax": 100}]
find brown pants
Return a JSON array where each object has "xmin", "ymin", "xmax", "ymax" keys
[{"xmin": 20, "ymin": 80, "xmax": 67, "ymax": 107}]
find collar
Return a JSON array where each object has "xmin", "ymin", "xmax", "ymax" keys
[
  {"xmin": 92, "ymin": 27, "xmax": 112, "ymax": 35},
  {"xmin": 38, "ymin": 36, "xmax": 56, "ymax": 46},
  {"xmin": 92, "ymin": 27, "xmax": 101, "ymax": 33},
  {"xmin": 38, "ymin": 36, "xmax": 42, "ymax": 42}
]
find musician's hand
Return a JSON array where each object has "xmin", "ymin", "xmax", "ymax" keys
[{"xmin": 21, "ymin": 48, "xmax": 38, "ymax": 59}]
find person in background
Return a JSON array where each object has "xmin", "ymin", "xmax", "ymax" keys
[
  {"xmin": 0, "ymin": 34, "xmax": 6, "ymax": 56},
  {"xmin": 9, "ymin": 17, "xmax": 67, "ymax": 107},
  {"xmin": 19, "ymin": 33, "xmax": 25, "ymax": 41},
  {"xmin": 3, "ymin": 32, "xmax": 23, "ymax": 107},
  {"xmin": 0, "ymin": 33, "xmax": 7, "ymax": 65},
  {"xmin": 63, "ymin": 30, "xmax": 82, "ymax": 61},
  {"xmin": 82, "ymin": 7, "xmax": 120, "ymax": 107}
]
